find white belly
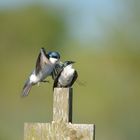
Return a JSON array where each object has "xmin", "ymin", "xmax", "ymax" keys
[
  {"xmin": 58, "ymin": 67, "xmax": 74, "ymax": 86},
  {"xmin": 30, "ymin": 74, "xmax": 39, "ymax": 83}
]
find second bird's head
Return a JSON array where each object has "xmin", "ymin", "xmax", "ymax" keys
[
  {"xmin": 48, "ymin": 51, "xmax": 61, "ymax": 64},
  {"xmin": 63, "ymin": 61, "xmax": 75, "ymax": 67}
]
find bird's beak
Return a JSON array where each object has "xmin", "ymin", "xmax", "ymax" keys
[{"xmin": 70, "ymin": 61, "xmax": 75, "ymax": 64}]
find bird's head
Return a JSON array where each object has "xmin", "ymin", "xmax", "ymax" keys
[
  {"xmin": 48, "ymin": 51, "xmax": 60, "ymax": 64},
  {"xmin": 63, "ymin": 61, "xmax": 75, "ymax": 67}
]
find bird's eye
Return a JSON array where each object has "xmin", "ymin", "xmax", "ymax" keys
[
  {"xmin": 48, "ymin": 52, "xmax": 60, "ymax": 59},
  {"xmin": 52, "ymin": 56, "xmax": 59, "ymax": 59}
]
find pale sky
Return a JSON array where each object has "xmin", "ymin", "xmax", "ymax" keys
[{"xmin": 0, "ymin": 0, "xmax": 128, "ymax": 44}]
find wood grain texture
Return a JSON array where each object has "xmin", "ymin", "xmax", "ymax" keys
[
  {"xmin": 24, "ymin": 122, "xmax": 95, "ymax": 140},
  {"xmin": 53, "ymin": 88, "xmax": 73, "ymax": 123}
]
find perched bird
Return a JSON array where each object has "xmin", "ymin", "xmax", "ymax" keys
[
  {"xmin": 53, "ymin": 61, "xmax": 78, "ymax": 89},
  {"xmin": 21, "ymin": 48, "xmax": 60, "ymax": 97}
]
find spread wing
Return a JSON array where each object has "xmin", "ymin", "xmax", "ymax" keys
[{"xmin": 35, "ymin": 48, "xmax": 49, "ymax": 75}]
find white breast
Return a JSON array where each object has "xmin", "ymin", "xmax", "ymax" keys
[
  {"xmin": 58, "ymin": 65, "xmax": 75, "ymax": 86},
  {"xmin": 63, "ymin": 66, "xmax": 74, "ymax": 76}
]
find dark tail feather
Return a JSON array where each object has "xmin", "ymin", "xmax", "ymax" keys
[{"xmin": 21, "ymin": 82, "xmax": 32, "ymax": 97}]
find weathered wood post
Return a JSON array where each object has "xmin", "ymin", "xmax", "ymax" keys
[
  {"xmin": 24, "ymin": 88, "xmax": 95, "ymax": 140},
  {"xmin": 53, "ymin": 88, "xmax": 73, "ymax": 123}
]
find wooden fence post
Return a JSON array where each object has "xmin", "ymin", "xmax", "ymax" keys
[
  {"xmin": 53, "ymin": 88, "xmax": 73, "ymax": 123},
  {"xmin": 24, "ymin": 88, "xmax": 95, "ymax": 140}
]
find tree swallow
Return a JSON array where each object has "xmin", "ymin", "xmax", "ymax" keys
[
  {"xmin": 21, "ymin": 48, "xmax": 60, "ymax": 97},
  {"xmin": 52, "ymin": 61, "xmax": 78, "ymax": 89}
]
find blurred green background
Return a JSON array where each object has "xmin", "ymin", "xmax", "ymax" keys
[{"xmin": 0, "ymin": 0, "xmax": 140, "ymax": 140}]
